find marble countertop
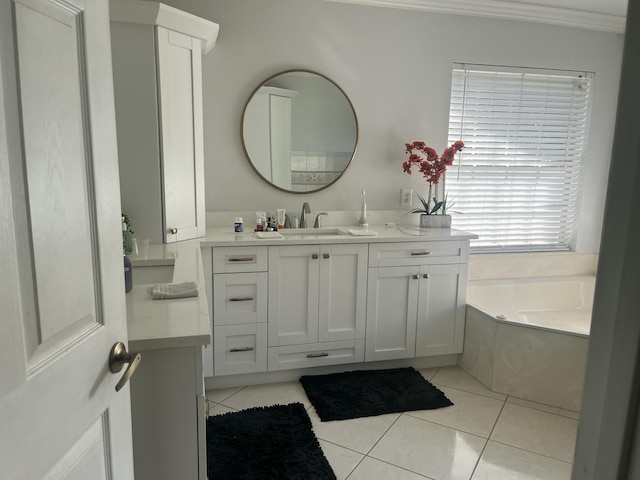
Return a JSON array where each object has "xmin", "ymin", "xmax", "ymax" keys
[
  {"xmin": 125, "ymin": 240, "xmax": 211, "ymax": 351},
  {"xmin": 200, "ymin": 224, "xmax": 478, "ymax": 247}
]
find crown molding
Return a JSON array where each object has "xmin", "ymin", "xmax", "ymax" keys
[{"xmin": 323, "ymin": 0, "xmax": 625, "ymax": 33}]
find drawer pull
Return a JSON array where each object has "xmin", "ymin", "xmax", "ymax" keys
[
  {"xmin": 229, "ymin": 297, "xmax": 254, "ymax": 302},
  {"xmin": 230, "ymin": 347, "xmax": 254, "ymax": 352},
  {"xmin": 411, "ymin": 251, "xmax": 431, "ymax": 256},
  {"xmin": 312, "ymin": 253, "xmax": 319, "ymax": 259},
  {"xmin": 228, "ymin": 257, "xmax": 255, "ymax": 262},
  {"xmin": 323, "ymin": 253, "xmax": 330, "ymax": 259},
  {"xmin": 306, "ymin": 352, "xmax": 329, "ymax": 358}
]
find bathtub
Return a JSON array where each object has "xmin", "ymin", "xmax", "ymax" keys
[{"xmin": 458, "ymin": 274, "xmax": 595, "ymax": 412}]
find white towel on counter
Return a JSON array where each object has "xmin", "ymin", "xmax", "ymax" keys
[
  {"xmin": 252, "ymin": 231, "xmax": 283, "ymax": 239},
  {"xmin": 147, "ymin": 281, "xmax": 199, "ymax": 300}
]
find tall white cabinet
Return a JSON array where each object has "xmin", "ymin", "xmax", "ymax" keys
[{"xmin": 110, "ymin": 1, "xmax": 219, "ymax": 243}]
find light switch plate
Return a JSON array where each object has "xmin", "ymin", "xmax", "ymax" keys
[{"xmin": 401, "ymin": 188, "xmax": 412, "ymax": 207}]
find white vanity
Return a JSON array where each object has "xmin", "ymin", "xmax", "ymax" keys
[
  {"xmin": 201, "ymin": 225, "xmax": 476, "ymax": 387},
  {"xmin": 125, "ymin": 241, "xmax": 211, "ymax": 480}
]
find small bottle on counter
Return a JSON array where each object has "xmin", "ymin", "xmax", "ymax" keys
[
  {"xmin": 124, "ymin": 252, "xmax": 133, "ymax": 293},
  {"xmin": 234, "ymin": 217, "xmax": 244, "ymax": 233}
]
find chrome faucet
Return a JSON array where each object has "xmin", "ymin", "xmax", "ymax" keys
[
  {"xmin": 300, "ymin": 202, "xmax": 311, "ymax": 228},
  {"xmin": 314, "ymin": 213, "xmax": 328, "ymax": 228}
]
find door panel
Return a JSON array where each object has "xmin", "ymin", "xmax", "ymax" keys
[
  {"xmin": 157, "ymin": 26, "xmax": 204, "ymax": 242},
  {"xmin": 16, "ymin": 0, "xmax": 100, "ymax": 364}
]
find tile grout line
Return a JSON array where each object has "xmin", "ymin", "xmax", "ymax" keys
[{"xmin": 467, "ymin": 394, "xmax": 508, "ymax": 479}]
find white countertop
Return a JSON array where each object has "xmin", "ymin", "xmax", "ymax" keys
[
  {"xmin": 200, "ymin": 224, "xmax": 478, "ymax": 247},
  {"xmin": 126, "ymin": 240, "xmax": 211, "ymax": 351}
]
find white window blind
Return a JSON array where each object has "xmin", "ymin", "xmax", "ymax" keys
[{"xmin": 446, "ymin": 65, "xmax": 593, "ymax": 252}]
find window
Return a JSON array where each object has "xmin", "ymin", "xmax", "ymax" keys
[{"xmin": 446, "ymin": 64, "xmax": 593, "ymax": 252}]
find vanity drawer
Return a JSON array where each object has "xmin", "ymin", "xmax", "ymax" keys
[
  {"xmin": 267, "ymin": 339, "xmax": 364, "ymax": 371},
  {"xmin": 214, "ymin": 324, "xmax": 267, "ymax": 376},
  {"xmin": 213, "ymin": 272, "xmax": 267, "ymax": 326},
  {"xmin": 212, "ymin": 246, "xmax": 268, "ymax": 273},
  {"xmin": 368, "ymin": 241, "xmax": 468, "ymax": 267}
]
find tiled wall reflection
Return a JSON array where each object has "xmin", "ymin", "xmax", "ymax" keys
[{"xmin": 290, "ymin": 150, "xmax": 351, "ymax": 192}]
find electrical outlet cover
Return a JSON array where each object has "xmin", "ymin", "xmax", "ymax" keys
[{"xmin": 401, "ymin": 188, "xmax": 412, "ymax": 207}]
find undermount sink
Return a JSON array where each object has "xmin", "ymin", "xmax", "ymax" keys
[
  {"xmin": 131, "ymin": 261, "xmax": 175, "ymax": 285},
  {"xmin": 280, "ymin": 227, "xmax": 348, "ymax": 236}
]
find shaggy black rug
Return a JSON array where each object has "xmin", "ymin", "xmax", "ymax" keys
[
  {"xmin": 300, "ymin": 367, "xmax": 453, "ymax": 421},
  {"xmin": 206, "ymin": 402, "xmax": 336, "ymax": 480}
]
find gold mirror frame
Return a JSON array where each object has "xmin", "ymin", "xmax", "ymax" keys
[{"xmin": 241, "ymin": 69, "xmax": 358, "ymax": 194}]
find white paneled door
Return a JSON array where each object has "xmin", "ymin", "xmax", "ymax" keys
[{"xmin": 0, "ymin": 0, "xmax": 134, "ymax": 478}]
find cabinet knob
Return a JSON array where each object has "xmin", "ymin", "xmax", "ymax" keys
[
  {"xmin": 168, "ymin": 227, "xmax": 178, "ymax": 234},
  {"xmin": 412, "ymin": 274, "xmax": 419, "ymax": 280},
  {"xmin": 323, "ymin": 253, "xmax": 330, "ymax": 259},
  {"xmin": 312, "ymin": 253, "xmax": 319, "ymax": 259},
  {"xmin": 423, "ymin": 274, "xmax": 429, "ymax": 279}
]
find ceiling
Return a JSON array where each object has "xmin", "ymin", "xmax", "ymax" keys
[{"xmin": 323, "ymin": 0, "xmax": 628, "ymax": 33}]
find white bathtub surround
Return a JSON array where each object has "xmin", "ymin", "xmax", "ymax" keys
[
  {"xmin": 460, "ymin": 304, "xmax": 589, "ymax": 411},
  {"xmin": 460, "ymin": 252, "xmax": 596, "ymax": 412},
  {"xmin": 468, "ymin": 251, "xmax": 597, "ymax": 281}
]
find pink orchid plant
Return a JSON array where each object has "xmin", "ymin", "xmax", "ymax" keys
[{"xmin": 402, "ymin": 140, "xmax": 464, "ymax": 214}]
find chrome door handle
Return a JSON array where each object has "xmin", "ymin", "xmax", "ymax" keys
[{"xmin": 109, "ymin": 342, "xmax": 142, "ymax": 392}]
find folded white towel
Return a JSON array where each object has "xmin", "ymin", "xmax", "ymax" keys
[
  {"xmin": 253, "ymin": 231, "xmax": 284, "ymax": 239},
  {"xmin": 347, "ymin": 228, "xmax": 377, "ymax": 236},
  {"xmin": 147, "ymin": 281, "xmax": 199, "ymax": 300}
]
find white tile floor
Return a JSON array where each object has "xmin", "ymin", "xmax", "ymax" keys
[{"xmin": 205, "ymin": 366, "xmax": 579, "ymax": 480}]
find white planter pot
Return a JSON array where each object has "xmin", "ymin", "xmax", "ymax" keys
[{"xmin": 420, "ymin": 214, "xmax": 451, "ymax": 228}]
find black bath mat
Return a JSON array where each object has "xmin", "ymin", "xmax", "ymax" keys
[
  {"xmin": 300, "ymin": 367, "xmax": 453, "ymax": 421},
  {"xmin": 206, "ymin": 402, "xmax": 336, "ymax": 479}
]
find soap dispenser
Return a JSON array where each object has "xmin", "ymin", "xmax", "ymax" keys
[{"xmin": 358, "ymin": 190, "xmax": 368, "ymax": 229}]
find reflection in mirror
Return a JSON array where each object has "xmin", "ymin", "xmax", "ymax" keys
[{"xmin": 242, "ymin": 70, "xmax": 358, "ymax": 193}]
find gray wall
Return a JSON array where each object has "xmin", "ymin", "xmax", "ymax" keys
[{"xmin": 160, "ymin": 0, "xmax": 623, "ymax": 252}]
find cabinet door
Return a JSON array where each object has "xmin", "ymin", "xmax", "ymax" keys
[
  {"xmin": 415, "ymin": 264, "xmax": 467, "ymax": 356},
  {"xmin": 365, "ymin": 266, "xmax": 420, "ymax": 361},
  {"xmin": 318, "ymin": 244, "xmax": 368, "ymax": 342},
  {"xmin": 268, "ymin": 246, "xmax": 320, "ymax": 346},
  {"xmin": 156, "ymin": 26, "xmax": 205, "ymax": 243}
]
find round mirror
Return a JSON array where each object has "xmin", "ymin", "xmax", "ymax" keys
[{"xmin": 241, "ymin": 70, "xmax": 358, "ymax": 193}]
